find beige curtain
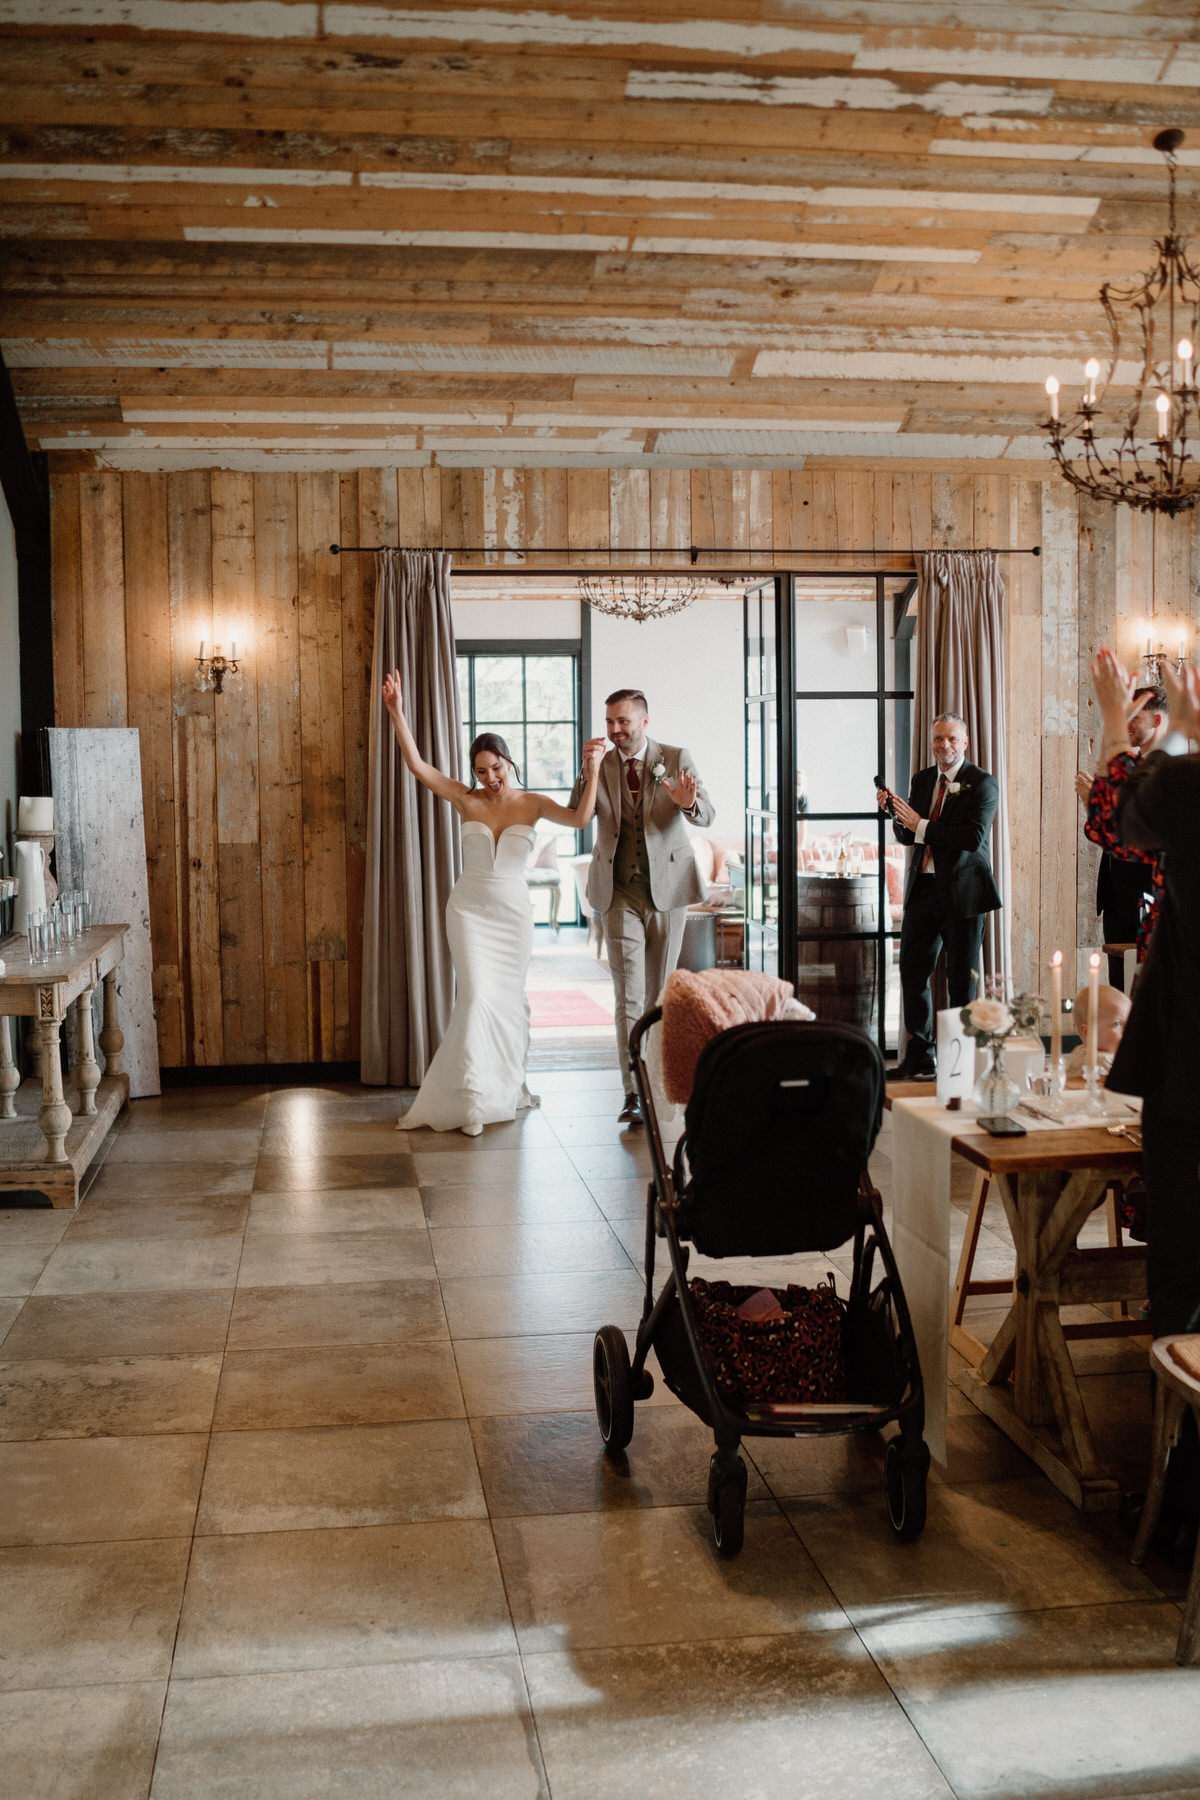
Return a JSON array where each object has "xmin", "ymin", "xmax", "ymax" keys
[
  {"xmin": 361, "ymin": 550, "xmax": 462, "ymax": 1086},
  {"xmin": 914, "ymin": 549, "xmax": 1011, "ymax": 988}
]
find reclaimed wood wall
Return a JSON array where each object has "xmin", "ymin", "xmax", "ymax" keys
[{"xmin": 48, "ymin": 464, "xmax": 1200, "ymax": 1069}]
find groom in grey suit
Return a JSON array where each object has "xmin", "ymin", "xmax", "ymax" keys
[{"xmin": 571, "ymin": 688, "xmax": 715, "ymax": 1124}]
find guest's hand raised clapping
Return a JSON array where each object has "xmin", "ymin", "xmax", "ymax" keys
[
  {"xmin": 1163, "ymin": 661, "xmax": 1200, "ymax": 743},
  {"xmin": 1090, "ymin": 648, "xmax": 1139, "ymax": 750}
]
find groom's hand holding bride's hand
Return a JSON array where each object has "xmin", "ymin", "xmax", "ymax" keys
[
  {"xmin": 662, "ymin": 769, "xmax": 698, "ymax": 812},
  {"xmin": 582, "ymin": 737, "xmax": 606, "ymax": 774}
]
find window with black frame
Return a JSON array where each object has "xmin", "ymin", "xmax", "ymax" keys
[{"xmin": 456, "ymin": 642, "xmax": 583, "ymax": 926}]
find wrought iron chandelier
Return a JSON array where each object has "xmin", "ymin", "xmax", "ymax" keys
[
  {"xmin": 577, "ymin": 570, "xmax": 702, "ymax": 622},
  {"xmin": 1043, "ymin": 128, "xmax": 1200, "ymax": 516}
]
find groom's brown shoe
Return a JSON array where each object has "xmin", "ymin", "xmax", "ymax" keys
[{"xmin": 618, "ymin": 1092, "xmax": 643, "ymax": 1126}]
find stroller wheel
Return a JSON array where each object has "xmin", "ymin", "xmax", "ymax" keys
[
  {"xmin": 593, "ymin": 1325, "xmax": 635, "ymax": 1451},
  {"xmin": 708, "ymin": 1451, "xmax": 747, "ymax": 1558},
  {"xmin": 885, "ymin": 1436, "xmax": 928, "ymax": 1541}
]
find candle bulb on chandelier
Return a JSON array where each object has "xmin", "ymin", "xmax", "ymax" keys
[
  {"xmin": 1179, "ymin": 339, "xmax": 1194, "ymax": 386},
  {"xmin": 1085, "ymin": 357, "xmax": 1100, "ymax": 406},
  {"xmin": 1045, "ymin": 374, "xmax": 1060, "ymax": 421},
  {"xmin": 1156, "ymin": 391, "xmax": 1172, "ymax": 438},
  {"xmin": 198, "ymin": 641, "xmax": 205, "ymax": 662}
]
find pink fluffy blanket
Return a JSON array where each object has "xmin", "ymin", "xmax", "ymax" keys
[{"xmin": 660, "ymin": 968, "xmax": 797, "ymax": 1105}]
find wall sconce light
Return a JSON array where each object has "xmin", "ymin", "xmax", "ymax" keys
[
  {"xmin": 1138, "ymin": 628, "xmax": 1188, "ymax": 687},
  {"xmin": 195, "ymin": 640, "xmax": 241, "ymax": 695}
]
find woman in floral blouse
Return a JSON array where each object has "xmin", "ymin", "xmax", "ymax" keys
[{"xmin": 1080, "ymin": 683, "xmax": 1168, "ymax": 959}]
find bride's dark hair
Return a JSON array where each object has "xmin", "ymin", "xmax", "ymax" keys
[{"xmin": 468, "ymin": 732, "xmax": 521, "ymax": 785}]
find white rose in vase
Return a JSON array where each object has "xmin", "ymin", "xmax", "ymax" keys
[{"xmin": 965, "ymin": 997, "xmax": 1013, "ymax": 1037}]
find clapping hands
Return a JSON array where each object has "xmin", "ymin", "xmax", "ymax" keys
[
  {"xmin": 662, "ymin": 768, "xmax": 698, "ymax": 811},
  {"xmin": 1090, "ymin": 648, "xmax": 1139, "ymax": 741},
  {"xmin": 1164, "ymin": 661, "xmax": 1200, "ymax": 741}
]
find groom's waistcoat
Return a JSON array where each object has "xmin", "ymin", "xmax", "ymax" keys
[{"xmin": 612, "ymin": 760, "xmax": 649, "ymax": 893}]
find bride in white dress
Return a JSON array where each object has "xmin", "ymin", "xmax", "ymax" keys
[{"xmin": 383, "ymin": 671, "xmax": 605, "ymax": 1136}]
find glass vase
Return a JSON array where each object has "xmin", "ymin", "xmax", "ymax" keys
[{"xmin": 972, "ymin": 1038, "xmax": 1022, "ymax": 1119}]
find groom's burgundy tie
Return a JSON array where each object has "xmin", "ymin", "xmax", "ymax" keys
[{"xmin": 625, "ymin": 758, "xmax": 640, "ymax": 799}]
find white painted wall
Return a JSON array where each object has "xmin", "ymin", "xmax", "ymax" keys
[
  {"xmin": 589, "ymin": 599, "xmax": 744, "ymax": 845},
  {"xmin": 0, "ymin": 488, "xmax": 20, "ymax": 878},
  {"xmin": 451, "ymin": 596, "xmax": 579, "ymax": 640}
]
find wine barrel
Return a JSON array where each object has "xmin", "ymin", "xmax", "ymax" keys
[{"xmin": 794, "ymin": 872, "xmax": 879, "ymax": 1030}]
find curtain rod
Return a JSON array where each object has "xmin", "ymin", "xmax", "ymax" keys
[{"xmin": 329, "ymin": 543, "xmax": 1041, "ymax": 557}]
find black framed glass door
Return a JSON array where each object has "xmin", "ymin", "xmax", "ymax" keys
[
  {"xmin": 744, "ymin": 574, "xmax": 916, "ymax": 1052},
  {"xmin": 743, "ymin": 579, "xmax": 784, "ymax": 976}
]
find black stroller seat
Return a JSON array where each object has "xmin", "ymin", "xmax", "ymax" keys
[{"xmin": 593, "ymin": 1011, "xmax": 929, "ymax": 1555}]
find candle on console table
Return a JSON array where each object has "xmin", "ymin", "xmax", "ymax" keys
[
  {"xmin": 17, "ymin": 796, "xmax": 53, "ymax": 833},
  {"xmin": 1050, "ymin": 951, "xmax": 1063, "ymax": 1066},
  {"xmin": 1086, "ymin": 952, "xmax": 1101, "ymax": 1077}
]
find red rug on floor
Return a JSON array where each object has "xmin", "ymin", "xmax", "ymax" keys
[{"xmin": 528, "ymin": 989, "xmax": 612, "ymax": 1027}]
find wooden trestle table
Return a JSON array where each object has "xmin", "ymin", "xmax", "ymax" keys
[{"xmin": 889, "ymin": 1092, "xmax": 1146, "ymax": 1512}]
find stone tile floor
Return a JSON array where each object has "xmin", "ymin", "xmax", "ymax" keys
[{"xmin": 1, "ymin": 1075, "xmax": 1197, "ymax": 1798}]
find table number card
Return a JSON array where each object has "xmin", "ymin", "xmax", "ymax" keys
[{"xmin": 935, "ymin": 1008, "xmax": 976, "ymax": 1106}]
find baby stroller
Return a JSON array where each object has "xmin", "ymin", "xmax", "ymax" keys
[{"xmin": 592, "ymin": 1010, "xmax": 929, "ymax": 1555}]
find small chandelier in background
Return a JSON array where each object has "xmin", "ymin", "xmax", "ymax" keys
[
  {"xmin": 1043, "ymin": 128, "xmax": 1200, "ymax": 517},
  {"xmin": 195, "ymin": 639, "xmax": 241, "ymax": 694},
  {"xmin": 577, "ymin": 571, "xmax": 702, "ymax": 623}
]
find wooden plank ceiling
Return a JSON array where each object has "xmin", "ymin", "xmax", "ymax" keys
[{"xmin": 4, "ymin": 0, "xmax": 1200, "ymax": 475}]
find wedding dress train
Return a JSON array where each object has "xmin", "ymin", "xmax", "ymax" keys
[{"xmin": 397, "ymin": 821, "xmax": 539, "ymax": 1135}]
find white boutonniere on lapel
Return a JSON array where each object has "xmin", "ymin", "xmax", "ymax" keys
[
  {"xmin": 945, "ymin": 780, "xmax": 963, "ymax": 795},
  {"xmin": 650, "ymin": 759, "xmax": 667, "ymax": 785}
]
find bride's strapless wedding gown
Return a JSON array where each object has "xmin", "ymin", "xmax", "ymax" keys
[{"xmin": 397, "ymin": 821, "xmax": 540, "ymax": 1136}]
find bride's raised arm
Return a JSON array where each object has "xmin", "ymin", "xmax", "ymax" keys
[
  {"xmin": 535, "ymin": 736, "xmax": 606, "ymax": 829},
  {"xmin": 382, "ymin": 671, "xmax": 470, "ymax": 804}
]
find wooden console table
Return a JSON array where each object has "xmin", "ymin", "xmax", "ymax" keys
[{"xmin": 0, "ymin": 925, "xmax": 130, "ymax": 1207}]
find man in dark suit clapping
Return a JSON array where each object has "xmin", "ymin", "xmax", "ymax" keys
[{"xmin": 877, "ymin": 712, "xmax": 1002, "ymax": 1081}]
